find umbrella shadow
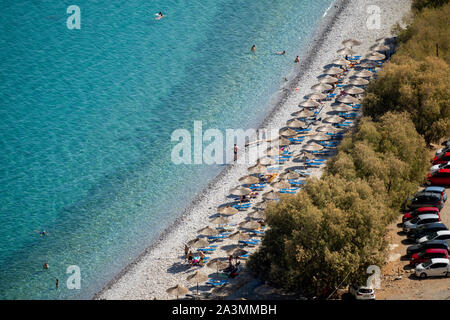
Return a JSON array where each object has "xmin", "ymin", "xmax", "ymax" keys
[
  {"xmin": 167, "ymin": 261, "xmax": 191, "ymax": 274},
  {"xmin": 188, "ymin": 285, "xmax": 212, "ymax": 293}
]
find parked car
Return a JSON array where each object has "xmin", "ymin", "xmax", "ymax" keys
[
  {"xmin": 407, "ymin": 223, "xmax": 448, "ymax": 241},
  {"xmin": 407, "ymin": 240, "xmax": 449, "ymax": 256},
  {"xmin": 403, "ymin": 207, "xmax": 439, "ymax": 223},
  {"xmin": 408, "ymin": 192, "xmax": 444, "ymax": 211},
  {"xmin": 427, "ymin": 169, "xmax": 450, "ymax": 186},
  {"xmin": 415, "ymin": 258, "xmax": 450, "ymax": 278},
  {"xmin": 410, "ymin": 248, "xmax": 448, "ymax": 266},
  {"xmin": 403, "ymin": 214, "xmax": 440, "ymax": 232},
  {"xmin": 423, "ymin": 186, "xmax": 447, "ymax": 202},
  {"xmin": 348, "ymin": 285, "xmax": 375, "ymax": 300},
  {"xmin": 430, "ymin": 161, "xmax": 450, "ymax": 175},
  {"xmin": 433, "ymin": 152, "xmax": 450, "ymax": 165},
  {"xmin": 417, "ymin": 230, "xmax": 450, "ymax": 244},
  {"xmin": 435, "ymin": 145, "xmax": 450, "ymax": 157}
]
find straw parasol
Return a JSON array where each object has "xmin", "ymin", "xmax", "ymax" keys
[
  {"xmin": 270, "ymin": 136, "xmax": 291, "ymax": 146},
  {"xmin": 319, "ymin": 75, "xmax": 339, "ymax": 84},
  {"xmin": 323, "ymin": 66, "xmax": 344, "ymax": 75},
  {"xmin": 332, "ymin": 58, "xmax": 351, "ymax": 66},
  {"xmin": 311, "ymin": 83, "xmax": 333, "ymax": 92},
  {"xmin": 306, "ymin": 92, "xmax": 327, "ymax": 100},
  {"xmin": 279, "ymin": 170, "xmax": 300, "ymax": 179},
  {"xmin": 316, "ymin": 125, "xmax": 337, "ymax": 133},
  {"xmin": 228, "ymin": 231, "xmax": 251, "ymax": 241},
  {"xmin": 324, "ymin": 115, "xmax": 343, "ymax": 124},
  {"xmin": 337, "ymin": 95, "xmax": 360, "ymax": 104},
  {"xmin": 308, "ymin": 133, "xmax": 329, "ymax": 141},
  {"xmin": 293, "ymin": 109, "xmax": 316, "ymax": 118},
  {"xmin": 333, "ymin": 104, "xmax": 354, "ymax": 112},
  {"xmin": 342, "ymin": 39, "xmax": 362, "ymax": 47},
  {"xmin": 186, "ymin": 271, "xmax": 209, "ymax": 295},
  {"xmin": 256, "ymin": 157, "xmax": 275, "ymax": 166},
  {"xmin": 299, "ymin": 99, "xmax": 321, "ymax": 108},
  {"xmin": 365, "ymin": 52, "xmax": 385, "ymax": 61},
  {"xmin": 303, "ymin": 143, "xmax": 324, "ymax": 152},
  {"xmin": 227, "ymin": 247, "xmax": 248, "ymax": 258},
  {"xmin": 370, "ymin": 43, "xmax": 390, "ymax": 51},
  {"xmin": 262, "ymin": 190, "xmax": 281, "ymax": 201},
  {"xmin": 287, "ymin": 119, "xmax": 307, "ymax": 128},
  {"xmin": 253, "ymin": 201, "xmax": 268, "ymax": 211},
  {"xmin": 217, "ymin": 206, "xmax": 239, "ymax": 216},
  {"xmin": 351, "ymin": 69, "xmax": 373, "ymax": 78},
  {"xmin": 270, "ymin": 180, "xmax": 291, "ymax": 189},
  {"xmin": 337, "ymin": 47, "xmax": 356, "ymax": 55},
  {"xmin": 345, "ymin": 86, "xmax": 365, "ymax": 95},
  {"xmin": 358, "ymin": 60, "xmax": 378, "ymax": 68},
  {"xmin": 239, "ymin": 220, "xmax": 261, "ymax": 230},
  {"xmin": 248, "ymin": 163, "xmax": 268, "ymax": 174},
  {"xmin": 207, "ymin": 258, "xmax": 228, "ymax": 276},
  {"xmin": 210, "ymin": 216, "xmax": 230, "ymax": 225},
  {"xmin": 279, "ymin": 128, "xmax": 298, "ymax": 137},
  {"xmin": 229, "ymin": 186, "xmax": 252, "ymax": 196},
  {"xmin": 188, "ymin": 238, "xmax": 210, "ymax": 249},
  {"xmin": 248, "ymin": 210, "xmax": 267, "ymax": 220},
  {"xmin": 197, "ymin": 226, "xmax": 219, "ymax": 236},
  {"xmin": 166, "ymin": 284, "xmax": 189, "ymax": 299},
  {"xmin": 239, "ymin": 175, "xmax": 260, "ymax": 185},
  {"xmin": 347, "ymin": 78, "xmax": 369, "ymax": 85}
]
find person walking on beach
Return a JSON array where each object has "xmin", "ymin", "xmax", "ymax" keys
[
  {"xmin": 184, "ymin": 244, "xmax": 189, "ymax": 259},
  {"xmin": 295, "ymin": 56, "xmax": 300, "ymax": 63},
  {"xmin": 251, "ymin": 44, "xmax": 256, "ymax": 52},
  {"xmin": 233, "ymin": 144, "xmax": 238, "ymax": 162}
]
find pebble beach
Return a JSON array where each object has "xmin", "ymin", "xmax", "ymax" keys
[{"xmin": 96, "ymin": 0, "xmax": 412, "ymax": 300}]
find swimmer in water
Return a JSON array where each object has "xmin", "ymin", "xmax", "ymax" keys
[
  {"xmin": 276, "ymin": 51, "xmax": 286, "ymax": 55},
  {"xmin": 295, "ymin": 56, "xmax": 300, "ymax": 63},
  {"xmin": 251, "ymin": 44, "xmax": 256, "ymax": 52},
  {"xmin": 155, "ymin": 12, "xmax": 164, "ymax": 20},
  {"xmin": 34, "ymin": 230, "xmax": 48, "ymax": 236}
]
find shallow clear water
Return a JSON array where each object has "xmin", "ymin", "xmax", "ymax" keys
[{"xmin": 0, "ymin": 0, "xmax": 333, "ymax": 299}]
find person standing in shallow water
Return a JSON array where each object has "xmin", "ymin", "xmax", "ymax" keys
[
  {"xmin": 251, "ymin": 44, "xmax": 256, "ymax": 52},
  {"xmin": 295, "ymin": 56, "xmax": 300, "ymax": 63},
  {"xmin": 234, "ymin": 144, "xmax": 238, "ymax": 162}
]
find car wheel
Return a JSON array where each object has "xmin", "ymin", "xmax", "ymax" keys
[
  {"xmin": 446, "ymin": 272, "xmax": 450, "ymax": 278},
  {"xmin": 420, "ymin": 273, "xmax": 427, "ymax": 279}
]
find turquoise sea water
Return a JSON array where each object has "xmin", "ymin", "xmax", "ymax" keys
[{"xmin": 0, "ymin": 0, "xmax": 333, "ymax": 299}]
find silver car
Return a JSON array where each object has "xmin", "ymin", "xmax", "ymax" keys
[
  {"xmin": 403, "ymin": 214, "xmax": 440, "ymax": 232},
  {"xmin": 415, "ymin": 258, "xmax": 450, "ymax": 278}
]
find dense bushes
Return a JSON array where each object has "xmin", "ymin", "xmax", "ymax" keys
[
  {"xmin": 412, "ymin": 0, "xmax": 449, "ymax": 12},
  {"xmin": 248, "ymin": 113, "xmax": 428, "ymax": 297}
]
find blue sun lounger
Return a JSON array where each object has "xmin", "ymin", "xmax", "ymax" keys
[
  {"xmin": 198, "ymin": 247, "xmax": 216, "ymax": 253},
  {"xmin": 296, "ymin": 128, "xmax": 312, "ymax": 133},
  {"xmin": 267, "ymin": 165, "xmax": 281, "ymax": 171},
  {"xmin": 279, "ymin": 187, "xmax": 300, "ymax": 194},
  {"xmin": 289, "ymin": 137, "xmax": 305, "ymax": 143},
  {"xmin": 238, "ymin": 239, "xmax": 260, "ymax": 246},
  {"xmin": 233, "ymin": 203, "xmax": 251, "ymax": 210},
  {"xmin": 208, "ymin": 234, "xmax": 227, "ymax": 241},
  {"xmin": 288, "ymin": 179, "xmax": 305, "ymax": 186},
  {"xmin": 206, "ymin": 279, "xmax": 229, "ymax": 287}
]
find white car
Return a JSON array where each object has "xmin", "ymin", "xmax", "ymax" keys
[
  {"xmin": 430, "ymin": 161, "xmax": 450, "ymax": 174},
  {"xmin": 348, "ymin": 285, "xmax": 375, "ymax": 300},
  {"xmin": 403, "ymin": 214, "xmax": 441, "ymax": 232},
  {"xmin": 417, "ymin": 230, "xmax": 450, "ymax": 244},
  {"xmin": 415, "ymin": 258, "xmax": 450, "ymax": 278}
]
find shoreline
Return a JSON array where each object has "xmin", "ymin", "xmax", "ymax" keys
[{"xmin": 95, "ymin": 0, "xmax": 411, "ymax": 300}]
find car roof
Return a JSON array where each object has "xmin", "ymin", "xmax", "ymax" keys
[
  {"xmin": 424, "ymin": 248, "xmax": 447, "ymax": 254},
  {"xmin": 437, "ymin": 230, "xmax": 450, "ymax": 235},
  {"xmin": 430, "ymin": 258, "xmax": 450, "ymax": 264},
  {"xmin": 425, "ymin": 186, "xmax": 445, "ymax": 192},
  {"xmin": 418, "ymin": 222, "xmax": 446, "ymax": 230},
  {"xmin": 415, "ymin": 214, "xmax": 440, "ymax": 220},
  {"xmin": 423, "ymin": 239, "xmax": 449, "ymax": 246},
  {"xmin": 414, "ymin": 192, "xmax": 441, "ymax": 198},
  {"xmin": 417, "ymin": 207, "xmax": 439, "ymax": 212}
]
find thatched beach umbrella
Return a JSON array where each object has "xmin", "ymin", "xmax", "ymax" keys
[
  {"xmin": 227, "ymin": 247, "xmax": 248, "ymax": 258},
  {"xmin": 323, "ymin": 66, "xmax": 344, "ymax": 75},
  {"xmin": 351, "ymin": 69, "xmax": 373, "ymax": 78},
  {"xmin": 337, "ymin": 47, "xmax": 356, "ymax": 56},
  {"xmin": 270, "ymin": 136, "xmax": 291, "ymax": 146},
  {"xmin": 253, "ymin": 201, "xmax": 268, "ymax": 211},
  {"xmin": 280, "ymin": 170, "xmax": 300, "ymax": 179},
  {"xmin": 342, "ymin": 39, "xmax": 362, "ymax": 47},
  {"xmin": 319, "ymin": 76, "xmax": 339, "ymax": 84},
  {"xmin": 287, "ymin": 119, "xmax": 307, "ymax": 128},
  {"xmin": 337, "ymin": 95, "xmax": 360, "ymax": 104},
  {"xmin": 358, "ymin": 60, "xmax": 378, "ymax": 68},
  {"xmin": 308, "ymin": 133, "xmax": 329, "ymax": 141},
  {"xmin": 299, "ymin": 99, "xmax": 321, "ymax": 108},
  {"xmin": 306, "ymin": 92, "xmax": 327, "ymax": 100},
  {"xmin": 166, "ymin": 284, "xmax": 189, "ymax": 299},
  {"xmin": 239, "ymin": 175, "xmax": 259, "ymax": 185},
  {"xmin": 188, "ymin": 237, "xmax": 209, "ymax": 249},
  {"xmin": 345, "ymin": 86, "xmax": 365, "ymax": 95},
  {"xmin": 270, "ymin": 180, "xmax": 291, "ymax": 189},
  {"xmin": 262, "ymin": 190, "xmax": 281, "ymax": 201},
  {"xmin": 197, "ymin": 226, "xmax": 219, "ymax": 236},
  {"xmin": 187, "ymin": 271, "xmax": 209, "ymax": 295},
  {"xmin": 248, "ymin": 210, "xmax": 267, "ymax": 220},
  {"xmin": 210, "ymin": 216, "xmax": 230, "ymax": 225},
  {"xmin": 332, "ymin": 58, "xmax": 351, "ymax": 66},
  {"xmin": 333, "ymin": 104, "xmax": 354, "ymax": 112},
  {"xmin": 248, "ymin": 163, "xmax": 268, "ymax": 175},
  {"xmin": 303, "ymin": 143, "xmax": 324, "ymax": 152},
  {"xmin": 347, "ymin": 78, "xmax": 369, "ymax": 85},
  {"xmin": 279, "ymin": 128, "xmax": 298, "ymax": 137},
  {"xmin": 228, "ymin": 231, "xmax": 251, "ymax": 241},
  {"xmin": 370, "ymin": 43, "xmax": 390, "ymax": 52},
  {"xmin": 324, "ymin": 115, "xmax": 343, "ymax": 124},
  {"xmin": 207, "ymin": 259, "xmax": 228, "ymax": 276},
  {"xmin": 256, "ymin": 157, "xmax": 275, "ymax": 166},
  {"xmin": 217, "ymin": 206, "xmax": 239, "ymax": 216},
  {"xmin": 365, "ymin": 52, "xmax": 385, "ymax": 61},
  {"xmin": 229, "ymin": 186, "xmax": 252, "ymax": 197},
  {"xmin": 239, "ymin": 220, "xmax": 261, "ymax": 230},
  {"xmin": 316, "ymin": 125, "xmax": 337, "ymax": 133},
  {"xmin": 293, "ymin": 109, "xmax": 316, "ymax": 118},
  {"xmin": 311, "ymin": 83, "xmax": 333, "ymax": 92}
]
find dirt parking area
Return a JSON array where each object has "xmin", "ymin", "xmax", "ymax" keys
[{"xmin": 376, "ymin": 150, "xmax": 450, "ymax": 300}]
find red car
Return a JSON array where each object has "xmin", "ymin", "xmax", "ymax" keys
[
  {"xmin": 433, "ymin": 152, "xmax": 450, "ymax": 165},
  {"xmin": 410, "ymin": 248, "xmax": 448, "ymax": 266},
  {"xmin": 427, "ymin": 168, "xmax": 450, "ymax": 186},
  {"xmin": 403, "ymin": 207, "xmax": 440, "ymax": 223}
]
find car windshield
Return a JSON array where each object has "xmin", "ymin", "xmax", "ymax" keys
[
  {"xmin": 359, "ymin": 288, "xmax": 372, "ymax": 293},
  {"xmin": 422, "ymin": 261, "xmax": 433, "ymax": 268},
  {"xmin": 411, "ymin": 217, "xmax": 419, "ymax": 224},
  {"xmin": 427, "ymin": 232, "xmax": 438, "ymax": 239}
]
